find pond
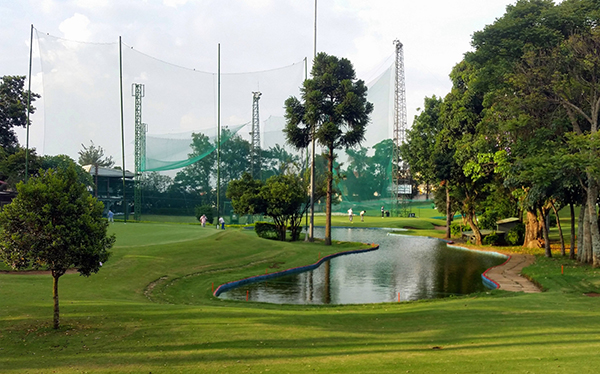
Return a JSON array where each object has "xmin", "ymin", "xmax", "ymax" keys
[{"xmin": 217, "ymin": 227, "xmax": 507, "ymax": 304}]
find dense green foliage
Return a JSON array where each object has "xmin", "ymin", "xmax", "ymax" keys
[
  {"xmin": 254, "ymin": 221, "xmax": 279, "ymax": 239},
  {"xmin": 0, "ymin": 166, "xmax": 114, "ymax": 328},
  {"xmin": 401, "ymin": 0, "xmax": 600, "ymax": 262},
  {"xmin": 228, "ymin": 173, "xmax": 307, "ymax": 241},
  {"xmin": 506, "ymin": 223, "xmax": 527, "ymax": 246},
  {"xmin": 284, "ymin": 53, "xmax": 373, "ymax": 245},
  {"xmin": 0, "ymin": 75, "xmax": 39, "ymax": 151}
]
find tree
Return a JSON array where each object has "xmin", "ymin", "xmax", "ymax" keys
[
  {"xmin": 0, "ymin": 166, "xmax": 114, "ymax": 329},
  {"xmin": 78, "ymin": 140, "xmax": 115, "ymax": 198},
  {"xmin": 371, "ymin": 139, "xmax": 395, "ymax": 198},
  {"xmin": 262, "ymin": 174, "xmax": 308, "ymax": 241},
  {"xmin": 401, "ymin": 96, "xmax": 444, "ymax": 200},
  {"xmin": 0, "ymin": 76, "xmax": 40, "ymax": 151},
  {"xmin": 41, "ymin": 154, "xmax": 94, "ymax": 188},
  {"xmin": 173, "ymin": 132, "xmax": 216, "ymax": 205},
  {"xmin": 262, "ymin": 144, "xmax": 302, "ymax": 179},
  {"xmin": 284, "ymin": 53, "xmax": 373, "ymax": 245},
  {"xmin": 226, "ymin": 172, "xmax": 267, "ymax": 217},
  {"xmin": 0, "ymin": 146, "xmax": 41, "ymax": 189},
  {"xmin": 227, "ymin": 173, "xmax": 308, "ymax": 241}
]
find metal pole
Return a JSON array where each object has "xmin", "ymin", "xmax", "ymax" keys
[
  {"xmin": 308, "ymin": 0, "xmax": 317, "ymax": 242},
  {"xmin": 217, "ymin": 43, "xmax": 221, "ymax": 226},
  {"xmin": 314, "ymin": 0, "xmax": 317, "ymax": 58},
  {"xmin": 304, "ymin": 57, "xmax": 309, "ymax": 241},
  {"xmin": 25, "ymin": 24, "xmax": 33, "ymax": 182},
  {"xmin": 119, "ymin": 36, "xmax": 127, "ymax": 222}
]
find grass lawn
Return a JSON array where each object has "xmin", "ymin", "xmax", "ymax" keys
[{"xmin": 1, "ymin": 221, "xmax": 600, "ymax": 373}]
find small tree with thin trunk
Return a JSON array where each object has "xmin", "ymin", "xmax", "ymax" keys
[{"xmin": 0, "ymin": 166, "xmax": 114, "ymax": 329}]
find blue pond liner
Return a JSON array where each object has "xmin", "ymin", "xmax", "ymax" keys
[{"xmin": 213, "ymin": 244, "xmax": 380, "ymax": 297}]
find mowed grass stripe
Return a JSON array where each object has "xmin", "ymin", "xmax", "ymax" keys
[{"xmin": 1, "ymin": 221, "xmax": 600, "ymax": 373}]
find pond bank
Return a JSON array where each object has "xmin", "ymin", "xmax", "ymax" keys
[{"xmin": 484, "ymin": 254, "xmax": 541, "ymax": 293}]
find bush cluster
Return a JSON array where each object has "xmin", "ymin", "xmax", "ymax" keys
[
  {"xmin": 254, "ymin": 222, "xmax": 279, "ymax": 240},
  {"xmin": 194, "ymin": 205, "xmax": 215, "ymax": 224},
  {"xmin": 505, "ymin": 223, "xmax": 526, "ymax": 246},
  {"xmin": 482, "ymin": 232, "xmax": 501, "ymax": 245},
  {"xmin": 450, "ymin": 222, "xmax": 470, "ymax": 237}
]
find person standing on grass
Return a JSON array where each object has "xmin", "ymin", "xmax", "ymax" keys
[
  {"xmin": 200, "ymin": 214, "xmax": 207, "ymax": 227},
  {"xmin": 108, "ymin": 210, "xmax": 114, "ymax": 223},
  {"xmin": 381, "ymin": 206, "xmax": 384, "ymax": 218},
  {"xmin": 360, "ymin": 210, "xmax": 365, "ymax": 222},
  {"xmin": 348, "ymin": 208, "xmax": 353, "ymax": 223},
  {"xmin": 219, "ymin": 216, "xmax": 225, "ymax": 230}
]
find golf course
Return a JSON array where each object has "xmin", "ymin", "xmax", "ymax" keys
[{"xmin": 1, "ymin": 214, "xmax": 600, "ymax": 373}]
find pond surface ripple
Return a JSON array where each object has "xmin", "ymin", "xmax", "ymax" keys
[{"xmin": 218, "ymin": 227, "xmax": 506, "ymax": 304}]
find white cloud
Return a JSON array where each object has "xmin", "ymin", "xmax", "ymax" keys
[
  {"xmin": 243, "ymin": 0, "xmax": 272, "ymax": 8},
  {"xmin": 58, "ymin": 13, "xmax": 91, "ymax": 42},
  {"xmin": 163, "ymin": 0, "xmax": 189, "ymax": 8},
  {"xmin": 38, "ymin": 0, "xmax": 57, "ymax": 14},
  {"xmin": 72, "ymin": 0, "xmax": 109, "ymax": 9}
]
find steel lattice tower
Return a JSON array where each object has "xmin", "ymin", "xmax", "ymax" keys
[
  {"xmin": 132, "ymin": 83, "xmax": 146, "ymax": 221},
  {"xmin": 392, "ymin": 40, "xmax": 411, "ymax": 217},
  {"xmin": 251, "ymin": 91, "xmax": 262, "ymax": 180}
]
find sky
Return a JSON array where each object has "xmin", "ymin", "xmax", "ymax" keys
[{"xmin": 1, "ymin": 0, "xmax": 532, "ymax": 166}]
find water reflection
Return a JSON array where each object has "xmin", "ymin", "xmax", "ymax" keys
[{"xmin": 219, "ymin": 228, "xmax": 506, "ymax": 304}]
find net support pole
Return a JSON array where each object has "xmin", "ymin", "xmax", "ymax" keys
[
  {"xmin": 119, "ymin": 36, "xmax": 128, "ymax": 222},
  {"xmin": 308, "ymin": 0, "xmax": 318, "ymax": 242},
  {"xmin": 217, "ymin": 43, "xmax": 221, "ymax": 226},
  {"xmin": 132, "ymin": 83, "xmax": 145, "ymax": 221},
  {"xmin": 304, "ymin": 57, "xmax": 309, "ymax": 241},
  {"xmin": 392, "ymin": 40, "xmax": 410, "ymax": 217},
  {"xmin": 25, "ymin": 24, "xmax": 33, "ymax": 182}
]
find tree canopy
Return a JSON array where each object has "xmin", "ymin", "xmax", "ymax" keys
[
  {"xmin": 0, "ymin": 75, "xmax": 39, "ymax": 151},
  {"xmin": 227, "ymin": 173, "xmax": 307, "ymax": 241},
  {"xmin": 0, "ymin": 166, "xmax": 115, "ymax": 329},
  {"xmin": 284, "ymin": 53, "xmax": 373, "ymax": 245}
]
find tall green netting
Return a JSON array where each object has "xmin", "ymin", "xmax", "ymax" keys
[
  {"xmin": 34, "ymin": 29, "xmax": 410, "ymax": 222},
  {"xmin": 143, "ymin": 124, "xmax": 246, "ymax": 172},
  {"xmin": 34, "ymin": 30, "xmax": 307, "ymax": 221}
]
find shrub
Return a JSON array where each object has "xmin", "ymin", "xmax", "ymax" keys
[
  {"xmin": 478, "ymin": 210, "xmax": 499, "ymax": 230},
  {"xmin": 255, "ymin": 222, "xmax": 279, "ymax": 240},
  {"xmin": 482, "ymin": 232, "xmax": 500, "ymax": 245},
  {"xmin": 450, "ymin": 222, "xmax": 470, "ymax": 237},
  {"xmin": 195, "ymin": 205, "xmax": 215, "ymax": 224},
  {"xmin": 506, "ymin": 223, "xmax": 526, "ymax": 246}
]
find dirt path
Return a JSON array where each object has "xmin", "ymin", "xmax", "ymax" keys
[{"xmin": 484, "ymin": 254, "xmax": 541, "ymax": 293}]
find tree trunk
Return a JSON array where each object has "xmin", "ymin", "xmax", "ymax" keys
[
  {"xmin": 570, "ymin": 203, "xmax": 576, "ymax": 260},
  {"xmin": 586, "ymin": 176, "xmax": 600, "ymax": 267},
  {"xmin": 550, "ymin": 201, "xmax": 565, "ymax": 256},
  {"xmin": 578, "ymin": 199, "xmax": 586, "ymax": 262},
  {"xmin": 583, "ymin": 204, "xmax": 593, "ymax": 264},
  {"xmin": 465, "ymin": 213, "xmax": 482, "ymax": 245},
  {"xmin": 325, "ymin": 147, "xmax": 333, "ymax": 246},
  {"xmin": 53, "ymin": 273, "xmax": 60, "ymax": 330},
  {"xmin": 524, "ymin": 209, "xmax": 542, "ymax": 248},
  {"xmin": 445, "ymin": 184, "xmax": 452, "ymax": 240},
  {"xmin": 541, "ymin": 208, "xmax": 552, "ymax": 258}
]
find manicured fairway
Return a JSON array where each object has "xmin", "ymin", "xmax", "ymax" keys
[{"xmin": 1, "ymin": 222, "xmax": 599, "ymax": 373}]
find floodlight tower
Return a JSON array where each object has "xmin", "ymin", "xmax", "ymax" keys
[
  {"xmin": 132, "ymin": 83, "xmax": 146, "ymax": 222},
  {"xmin": 251, "ymin": 91, "xmax": 262, "ymax": 180},
  {"xmin": 391, "ymin": 40, "xmax": 411, "ymax": 217}
]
